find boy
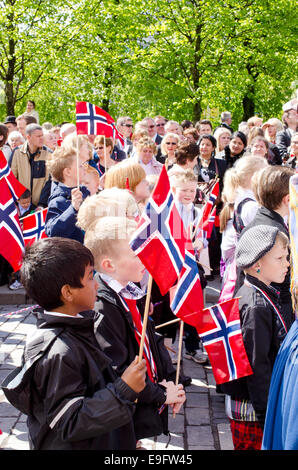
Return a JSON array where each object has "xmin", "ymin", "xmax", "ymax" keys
[
  {"xmin": 171, "ymin": 170, "xmax": 208, "ymax": 365},
  {"xmin": 16, "ymin": 188, "xmax": 36, "ymax": 219},
  {"xmin": 45, "ymin": 145, "xmax": 89, "ymax": 242},
  {"xmin": 84, "ymin": 217, "xmax": 186, "ymax": 441},
  {"xmin": 1, "ymin": 237, "xmax": 146, "ymax": 450}
]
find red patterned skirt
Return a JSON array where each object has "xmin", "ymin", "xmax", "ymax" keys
[{"xmin": 230, "ymin": 419, "xmax": 263, "ymax": 450}]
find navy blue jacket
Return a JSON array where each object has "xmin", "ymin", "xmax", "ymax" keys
[{"xmin": 45, "ymin": 182, "xmax": 90, "ymax": 243}]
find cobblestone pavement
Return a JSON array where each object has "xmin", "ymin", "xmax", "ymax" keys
[{"xmin": 0, "ymin": 282, "xmax": 234, "ymax": 451}]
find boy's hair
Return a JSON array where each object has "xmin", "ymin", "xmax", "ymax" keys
[
  {"xmin": 19, "ymin": 189, "xmax": 31, "ymax": 200},
  {"xmin": 171, "ymin": 169, "xmax": 197, "ymax": 188},
  {"xmin": 46, "ymin": 145, "xmax": 76, "ymax": 182},
  {"xmin": 20, "ymin": 237, "xmax": 94, "ymax": 311},
  {"xmin": 104, "ymin": 160, "xmax": 146, "ymax": 192},
  {"xmin": 254, "ymin": 166, "xmax": 295, "ymax": 211},
  {"xmin": 77, "ymin": 188, "xmax": 138, "ymax": 231},
  {"xmin": 94, "ymin": 135, "xmax": 114, "ymax": 149},
  {"xmin": 84, "ymin": 217, "xmax": 137, "ymax": 271}
]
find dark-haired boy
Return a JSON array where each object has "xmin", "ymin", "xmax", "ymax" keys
[{"xmin": 1, "ymin": 237, "xmax": 146, "ymax": 450}]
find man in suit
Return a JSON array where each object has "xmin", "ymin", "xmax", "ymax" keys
[
  {"xmin": 276, "ymin": 106, "xmax": 298, "ymax": 157},
  {"xmin": 154, "ymin": 115, "xmax": 167, "ymax": 137},
  {"xmin": 141, "ymin": 117, "xmax": 162, "ymax": 145}
]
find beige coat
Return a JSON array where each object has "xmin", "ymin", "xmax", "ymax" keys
[{"xmin": 10, "ymin": 142, "xmax": 51, "ymax": 206}]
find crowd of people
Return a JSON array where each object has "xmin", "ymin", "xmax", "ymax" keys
[{"xmin": 1, "ymin": 98, "xmax": 298, "ymax": 451}]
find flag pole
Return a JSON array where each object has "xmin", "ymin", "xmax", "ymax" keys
[
  {"xmin": 104, "ymin": 135, "xmax": 107, "ymax": 172},
  {"xmin": 76, "ymin": 134, "xmax": 80, "ymax": 188},
  {"xmin": 173, "ymin": 319, "xmax": 184, "ymax": 419},
  {"xmin": 138, "ymin": 274, "xmax": 153, "ymax": 363},
  {"xmin": 155, "ymin": 317, "xmax": 181, "ymax": 330}
]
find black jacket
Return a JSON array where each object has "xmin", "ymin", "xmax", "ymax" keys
[
  {"xmin": 240, "ymin": 206, "xmax": 294, "ymax": 329},
  {"xmin": 276, "ymin": 128, "xmax": 292, "ymax": 157},
  {"xmin": 219, "ymin": 275, "xmax": 287, "ymax": 427},
  {"xmin": 93, "ymin": 276, "xmax": 177, "ymax": 440},
  {"xmin": 223, "ymin": 145, "xmax": 245, "ymax": 169},
  {"xmin": 1, "ymin": 309, "xmax": 138, "ymax": 450},
  {"xmin": 197, "ymin": 156, "xmax": 227, "ymax": 194}
]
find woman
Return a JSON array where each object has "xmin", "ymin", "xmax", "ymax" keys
[
  {"xmin": 168, "ymin": 141, "xmax": 199, "ymax": 178},
  {"xmin": 262, "ymin": 118, "xmax": 283, "ymax": 144},
  {"xmin": 7, "ymin": 130, "xmax": 25, "ymax": 150},
  {"xmin": 44, "ymin": 130, "xmax": 58, "ymax": 152},
  {"xmin": 183, "ymin": 128, "xmax": 199, "ymax": 144},
  {"xmin": 250, "ymin": 136, "xmax": 281, "ymax": 165},
  {"xmin": 213, "ymin": 127, "xmax": 232, "ymax": 157},
  {"xmin": 0, "ymin": 123, "xmax": 11, "ymax": 161},
  {"xmin": 132, "ymin": 136, "xmax": 162, "ymax": 175},
  {"xmin": 127, "ymin": 129, "xmax": 149, "ymax": 158},
  {"xmin": 24, "ymin": 100, "xmax": 39, "ymax": 123},
  {"xmin": 220, "ymin": 225, "xmax": 289, "ymax": 450},
  {"xmin": 93, "ymin": 136, "xmax": 117, "ymax": 175},
  {"xmin": 223, "ymin": 131, "xmax": 247, "ymax": 169},
  {"xmin": 197, "ymin": 134, "xmax": 227, "ymax": 189},
  {"xmin": 157, "ymin": 132, "xmax": 181, "ymax": 167}
]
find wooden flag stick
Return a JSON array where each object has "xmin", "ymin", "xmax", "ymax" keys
[
  {"xmin": 155, "ymin": 317, "xmax": 181, "ymax": 330},
  {"xmin": 173, "ymin": 320, "xmax": 184, "ymax": 419},
  {"xmin": 175, "ymin": 320, "xmax": 184, "ymax": 385},
  {"xmin": 138, "ymin": 274, "xmax": 153, "ymax": 363},
  {"xmin": 104, "ymin": 135, "xmax": 107, "ymax": 172}
]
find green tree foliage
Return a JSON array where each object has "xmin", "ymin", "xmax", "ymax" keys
[{"xmin": 0, "ymin": 0, "xmax": 297, "ymax": 126}]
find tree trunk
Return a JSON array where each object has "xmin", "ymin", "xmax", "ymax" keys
[
  {"xmin": 242, "ymin": 95, "xmax": 255, "ymax": 121},
  {"xmin": 192, "ymin": 100, "xmax": 202, "ymax": 123}
]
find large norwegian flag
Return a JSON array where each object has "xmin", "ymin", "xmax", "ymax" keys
[
  {"xmin": 170, "ymin": 248, "xmax": 204, "ymax": 319},
  {"xmin": 184, "ymin": 298, "xmax": 253, "ymax": 384},
  {"xmin": 130, "ymin": 166, "xmax": 186, "ymax": 295},
  {"xmin": 75, "ymin": 101, "xmax": 124, "ymax": 145},
  {"xmin": 22, "ymin": 209, "xmax": 48, "ymax": 246},
  {"xmin": 0, "ymin": 151, "xmax": 27, "ymax": 271}
]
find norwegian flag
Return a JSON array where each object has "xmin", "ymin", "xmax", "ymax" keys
[
  {"xmin": 22, "ymin": 209, "xmax": 48, "ymax": 246},
  {"xmin": 196, "ymin": 180, "xmax": 219, "ymax": 239},
  {"xmin": 130, "ymin": 166, "xmax": 186, "ymax": 295},
  {"xmin": 170, "ymin": 248, "xmax": 204, "ymax": 319},
  {"xmin": 184, "ymin": 298, "xmax": 253, "ymax": 384},
  {"xmin": 75, "ymin": 101, "xmax": 124, "ymax": 146},
  {"xmin": 0, "ymin": 151, "xmax": 27, "ymax": 201}
]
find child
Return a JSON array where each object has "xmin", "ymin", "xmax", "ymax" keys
[
  {"xmin": 82, "ymin": 162, "xmax": 101, "ymax": 195},
  {"xmin": 16, "ymin": 188, "xmax": 36, "ymax": 219},
  {"xmin": 171, "ymin": 170, "xmax": 208, "ymax": 365},
  {"xmin": 220, "ymin": 225, "xmax": 289, "ymax": 450},
  {"xmin": 84, "ymin": 216, "xmax": 186, "ymax": 441},
  {"xmin": 1, "ymin": 237, "xmax": 147, "ymax": 450},
  {"xmin": 45, "ymin": 145, "xmax": 90, "ymax": 242}
]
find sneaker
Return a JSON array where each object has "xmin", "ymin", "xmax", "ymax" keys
[
  {"xmin": 184, "ymin": 350, "xmax": 208, "ymax": 364},
  {"xmin": 8, "ymin": 280, "xmax": 23, "ymax": 290}
]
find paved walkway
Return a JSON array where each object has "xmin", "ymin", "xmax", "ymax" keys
[{"xmin": 0, "ymin": 280, "xmax": 234, "ymax": 451}]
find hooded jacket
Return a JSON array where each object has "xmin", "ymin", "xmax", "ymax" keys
[
  {"xmin": 45, "ymin": 182, "xmax": 89, "ymax": 242},
  {"xmin": 1, "ymin": 309, "xmax": 138, "ymax": 450},
  {"xmin": 93, "ymin": 276, "xmax": 177, "ymax": 440}
]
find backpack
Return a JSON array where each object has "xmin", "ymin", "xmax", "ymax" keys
[
  {"xmin": 1, "ymin": 327, "xmax": 64, "ymax": 415},
  {"xmin": 232, "ymin": 198, "xmax": 254, "ymax": 238}
]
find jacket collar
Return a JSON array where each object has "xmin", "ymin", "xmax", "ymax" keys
[
  {"xmin": 257, "ymin": 206, "xmax": 288, "ymax": 232},
  {"xmin": 33, "ymin": 307, "xmax": 96, "ymax": 330},
  {"xmin": 245, "ymin": 274, "xmax": 280, "ymax": 304}
]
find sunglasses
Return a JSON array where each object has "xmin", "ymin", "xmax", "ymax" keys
[
  {"xmin": 165, "ymin": 142, "xmax": 177, "ymax": 145},
  {"xmin": 148, "ymin": 125, "xmax": 155, "ymax": 128},
  {"xmin": 94, "ymin": 146, "xmax": 104, "ymax": 150},
  {"xmin": 124, "ymin": 124, "xmax": 133, "ymax": 128},
  {"xmin": 156, "ymin": 123, "xmax": 165, "ymax": 127}
]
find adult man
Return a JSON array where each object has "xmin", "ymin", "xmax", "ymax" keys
[
  {"xmin": 4, "ymin": 116, "xmax": 17, "ymax": 134},
  {"xmin": 141, "ymin": 117, "xmax": 162, "ymax": 145},
  {"xmin": 154, "ymin": 115, "xmax": 167, "ymax": 137},
  {"xmin": 9, "ymin": 124, "xmax": 52, "ymax": 207},
  {"xmin": 60, "ymin": 123, "xmax": 76, "ymax": 141},
  {"xmin": 195, "ymin": 119, "xmax": 213, "ymax": 136},
  {"xmin": 219, "ymin": 111, "xmax": 233, "ymax": 133},
  {"xmin": 164, "ymin": 120, "xmax": 183, "ymax": 136},
  {"xmin": 16, "ymin": 114, "xmax": 37, "ymax": 137},
  {"xmin": 116, "ymin": 116, "xmax": 133, "ymax": 156},
  {"xmin": 276, "ymin": 106, "xmax": 298, "ymax": 157}
]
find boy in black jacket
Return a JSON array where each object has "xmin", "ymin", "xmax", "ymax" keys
[
  {"xmin": 1, "ymin": 237, "xmax": 146, "ymax": 450},
  {"xmin": 84, "ymin": 216, "xmax": 186, "ymax": 442}
]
